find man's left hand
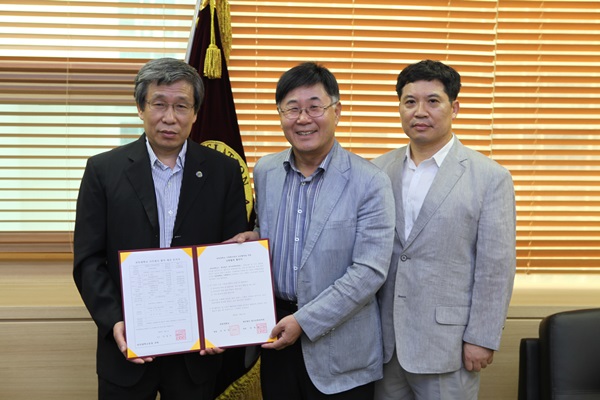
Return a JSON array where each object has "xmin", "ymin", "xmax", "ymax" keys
[
  {"xmin": 261, "ymin": 315, "xmax": 302, "ymax": 351},
  {"xmin": 463, "ymin": 342, "xmax": 494, "ymax": 372}
]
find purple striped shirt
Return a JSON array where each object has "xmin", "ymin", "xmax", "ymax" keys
[
  {"xmin": 271, "ymin": 146, "xmax": 334, "ymax": 301},
  {"xmin": 146, "ymin": 139, "xmax": 186, "ymax": 248}
]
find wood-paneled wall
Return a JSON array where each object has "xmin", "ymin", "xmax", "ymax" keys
[{"xmin": 1, "ymin": 260, "xmax": 599, "ymax": 399}]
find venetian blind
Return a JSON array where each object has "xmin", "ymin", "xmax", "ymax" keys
[
  {"xmin": 1, "ymin": 0, "xmax": 599, "ymax": 272},
  {"xmin": 227, "ymin": 0, "xmax": 600, "ymax": 272},
  {"xmin": 0, "ymin": 0, "xmax": 197, "ymax": 235},
  {"xmin": 493, "ymin": 1, "xmax": 600, "ymax": 272}
]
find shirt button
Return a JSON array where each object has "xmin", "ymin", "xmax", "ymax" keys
[
  {"xmin": 294, "ymin": 237, "xmax": 299, "ymax": 242},
  {"xmin": 293, "ymin": 266, "xmax": 298, "ymax": 271},
  {"xmin": 298, "ymin": 209, "xmax": 302, "ymax": 214}
]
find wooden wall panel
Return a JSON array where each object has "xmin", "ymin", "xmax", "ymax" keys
[
  {"xmin": 0, "ymin": 321, "xmax": 96, "ymax": 399},
  {"xmin": 2, "ymin": 260, "xmax": 600, "ymax": 399}
]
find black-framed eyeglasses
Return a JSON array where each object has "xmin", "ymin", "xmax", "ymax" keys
[
  {"xmin": 278, "ymin": 101, "xmax": 338, "ymax": 120},
  {"xmin": 146, "ymin": 101, "xmax": 194, "ymax": 116}
]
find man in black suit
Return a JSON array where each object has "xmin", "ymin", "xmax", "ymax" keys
[{"xmin": 73, "ymin": 57, "xmax": 248, "ymax": 400}]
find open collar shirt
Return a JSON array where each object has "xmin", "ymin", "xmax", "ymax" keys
[
  {"xmin": 271, "ymin": 143, "xmax": 335, "ymax": 301},
  {"xmin": 146, "ymin": 138, "xmax": 187, "ymax": 248},
  {"xmin": 402, "ymin": 134, "xmax": 454, "ymax": 240}
]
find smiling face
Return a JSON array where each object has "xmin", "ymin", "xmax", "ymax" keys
[
  {"xmin": 137, "ymin": 80, "xmax": 197, "ymax": 164},
  {"xmin": 399, "ymin": 79, "xmax": 459, "ymax": 155},
  {"xmin": 278, "ymin": 83, "xmax": 341, "ymax": 166}
]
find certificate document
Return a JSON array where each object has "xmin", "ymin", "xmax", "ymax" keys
[{"xmin": 119, "ymin": 239, "xmax": 275, "ymax": 359}]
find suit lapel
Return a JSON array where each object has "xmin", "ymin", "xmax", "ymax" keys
[
  {"xmin": 405, "ymin": 140, "xmax": 466, "ymax": 247},
  {"xmin": 173, "ymin": 140, "xmax": 206, "ymax": 234},
  {"xmin": 384, "ymin": 148, "xmax": 408, "ymax": 246},
  {"xmin": 264, "ymin": 158, "xmax": 287, "ymax": 235},
  {"xmin": 300, "ymin": 144, "xmax": 349, "ymax": 268},
  {"xmin": 124, "ymin": 136, "xmax": 159, "ymax": 232}
]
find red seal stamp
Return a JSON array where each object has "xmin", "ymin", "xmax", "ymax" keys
[
  {"xmin": 175, "ymin": 329, "xmax": 186, "ymax": 341},
  {"xmin": 256, "ymin": 322, "xmax": 267, "ymax": 334}
]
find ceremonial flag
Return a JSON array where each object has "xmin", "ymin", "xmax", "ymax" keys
[
  {"xmin": 186, "ymin": 0, "xmax": 253, "ymax": 223},
  {"xmin": 186, "ymin": 1, "xmax": 260, "ymax": 399}
]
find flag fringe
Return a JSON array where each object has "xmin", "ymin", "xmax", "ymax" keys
[
  {"xmin": 199, "ymin": 0, "xmax": 231, "ymax": 66},
  {"xmin": 216, "ymin": 0, "xmax": 232, "ymax": 64},
  {"xmin": 203, "ymin": 0, "xmax": 222, "ymax": 79},
  {"xmin": 215, "ymin": 356, "xmax": 262, "ymax": 400}
]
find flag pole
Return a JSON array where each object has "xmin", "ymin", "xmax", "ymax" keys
[{"xmin": 185, "ymin": 0, "xmax": 204, "ymax": 63}]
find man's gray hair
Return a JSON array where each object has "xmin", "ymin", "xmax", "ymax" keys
[{"xmin": 134, "ymin": 58, "xmax": 204, "ymax": 114}]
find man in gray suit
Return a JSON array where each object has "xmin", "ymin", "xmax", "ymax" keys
[
  {"xmin": 373, "ymin": 60, "xmax": 516, "ymax": 400},
  {"xmin": 230, "ymin": 62, "xmax": 395, "ymax": 399}
]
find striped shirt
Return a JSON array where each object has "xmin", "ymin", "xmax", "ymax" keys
[
  {"xmin": 271, "ymin": 145, "xmax": 334, "ymax": 301},
  {"xmin": 146, "ymin": 139, "xmax": 187, "ymax": 248}
]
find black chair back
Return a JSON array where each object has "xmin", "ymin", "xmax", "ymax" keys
[{"xmin": 518, "ymin": 308, "xmax": 600, "ymax": 400}]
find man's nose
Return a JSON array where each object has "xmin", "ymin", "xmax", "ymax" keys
[{"xmin": 415, "ymin": 101, "xmax": 428, "ymax": 115}]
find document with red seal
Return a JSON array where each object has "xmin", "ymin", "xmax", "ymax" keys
[{"xmin": 119, "ymin": 239, "xmax": 276, "ymax": 359}]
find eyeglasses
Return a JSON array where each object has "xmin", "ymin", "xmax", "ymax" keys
[
  {"xmin": 278, "ymin": 102, "xmax": 338, "ymax": 120},
  {"xmin": 146, "ymin": 101, "xmax": 194, "ymax": 116}
]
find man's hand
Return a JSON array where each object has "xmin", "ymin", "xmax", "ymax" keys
[
  {"xmin": 261, "ymin": 315, "xmax": 302, "ymax": 351},
  {"xmin": 113, "ymin": 321, "xmax": 154, "ymax": 364},
  {"xmin": 200, "ymin": 347, "xmax": 225, "ymax": 356},
  {"xmin": 224, "ymin": 231, "xmax": 260, "ymax": 244},
  {"xmin": 463, "ymin": 342, "xmax": 494, "ymax": 372}
]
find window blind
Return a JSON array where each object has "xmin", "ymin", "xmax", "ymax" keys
[
  {"xmin": 494, "ymin": 1, "xmax": 600, "ymax": 272},
  {"xmin": 0, "ymin": 0, "xmax": 197, "ymax": 234},
  {"xmin": 227, "ymin": 0, "xmax": 600, "ymax": 272},
  {"xmin": 1, "ymin": 0, "xmax": 599, "ymax": 272}
]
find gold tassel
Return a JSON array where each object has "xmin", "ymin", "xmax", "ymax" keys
[
  {"xmin": 204, "ymin": 44, "xmax": 221, "ymax": 79},
  {"xmin": 203, "ymin": 0, "xmax": 222, "ymax": 79}
]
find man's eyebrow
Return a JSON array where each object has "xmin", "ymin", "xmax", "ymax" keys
[{"xmin": 284, "ymin": 96, "xmax": 323, "ymax": 106}]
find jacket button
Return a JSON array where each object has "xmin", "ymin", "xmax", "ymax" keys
[{"xmin": 400, "ymin": 255, "xmax": 408, "ymax": 262}]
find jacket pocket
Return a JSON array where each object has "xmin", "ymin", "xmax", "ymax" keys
[
  {"xmin": 329, "ymin": 304, "xmax": 381, "ymax": 374},
  {"xmin": 322, "ymin": 218, "xmax": 356, "ymax": 230},
  {"xmin": 435, "ymin": 306, "xmax": 470, "ymax": 326}
]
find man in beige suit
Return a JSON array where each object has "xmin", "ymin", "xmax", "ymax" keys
[{"xmin": 373, "ymin": 60, "xmax": 516, "ymax": 400}]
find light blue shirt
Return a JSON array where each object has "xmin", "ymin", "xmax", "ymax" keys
[
  {"xmin": 271, "ymin": 144, "xmax": 334, "ymax": 301},
  {"xmin": 402, "ymin": 135, "xmax": 454, "ymax": 240},
  {"xmin": 146, "ymin": 139, "xmax": 187, "ymax": 248}
]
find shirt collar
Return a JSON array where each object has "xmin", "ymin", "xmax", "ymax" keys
[
  {"xmin": 146, "ymin": 137, "xmax": 187, "ymax": 170},
  {"xmin": 405, "ymin": 134, "xmax": 455, "ymax": 167},
  {"xmin": 283, "ymin": 141, "xmax": 337, "ymax": 175}
]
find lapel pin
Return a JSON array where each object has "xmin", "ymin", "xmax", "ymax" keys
[{"xmin": 196, "ymin": 171, "xmax": 203, "ymax": 178}]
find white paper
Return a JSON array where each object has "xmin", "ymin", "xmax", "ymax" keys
[
  {"xmin": 120, "ymin": 247, "xmax": 200, "ymax": 358},
  {"xmin": 197, "ymin": 240, "xmax": 276, "ymax": 348},
  {"xmin": 119, "ymin": 240, "xmax": 276, "ymax": 358}
]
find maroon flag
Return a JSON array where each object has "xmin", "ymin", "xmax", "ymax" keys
[
  {"xmin": 186, "ymin": 2, "xmax": 258, "ymax": 398},
  {"xmin": 186, "ymin": 0, "xmax": 253, "ymax": 224}
]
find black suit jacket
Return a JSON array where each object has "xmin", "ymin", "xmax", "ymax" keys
[{"xmin": 73, "ymin": 134, "xmax": 248, "ymax": 387}]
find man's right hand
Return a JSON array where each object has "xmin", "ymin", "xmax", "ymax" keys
[{"xmin": 113, "ymin": 321, "xmax": 154, "ymax": 364}]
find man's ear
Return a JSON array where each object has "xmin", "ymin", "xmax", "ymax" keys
[
  {"xmin": 334, "ymin": 101, "xmax": 342, "ymax": 125},
  {"xmin": 451, "ymin": 100, "xmax": 460, "ymax": 119}
]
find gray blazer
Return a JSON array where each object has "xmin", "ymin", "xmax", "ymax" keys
[
  {"xmin": 253, "ymin": 141, "xmax": 395, "ymax": 394},
  {"xmin": 373, "ymin": 138, "xmax": 516, "ymax": 374}
]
